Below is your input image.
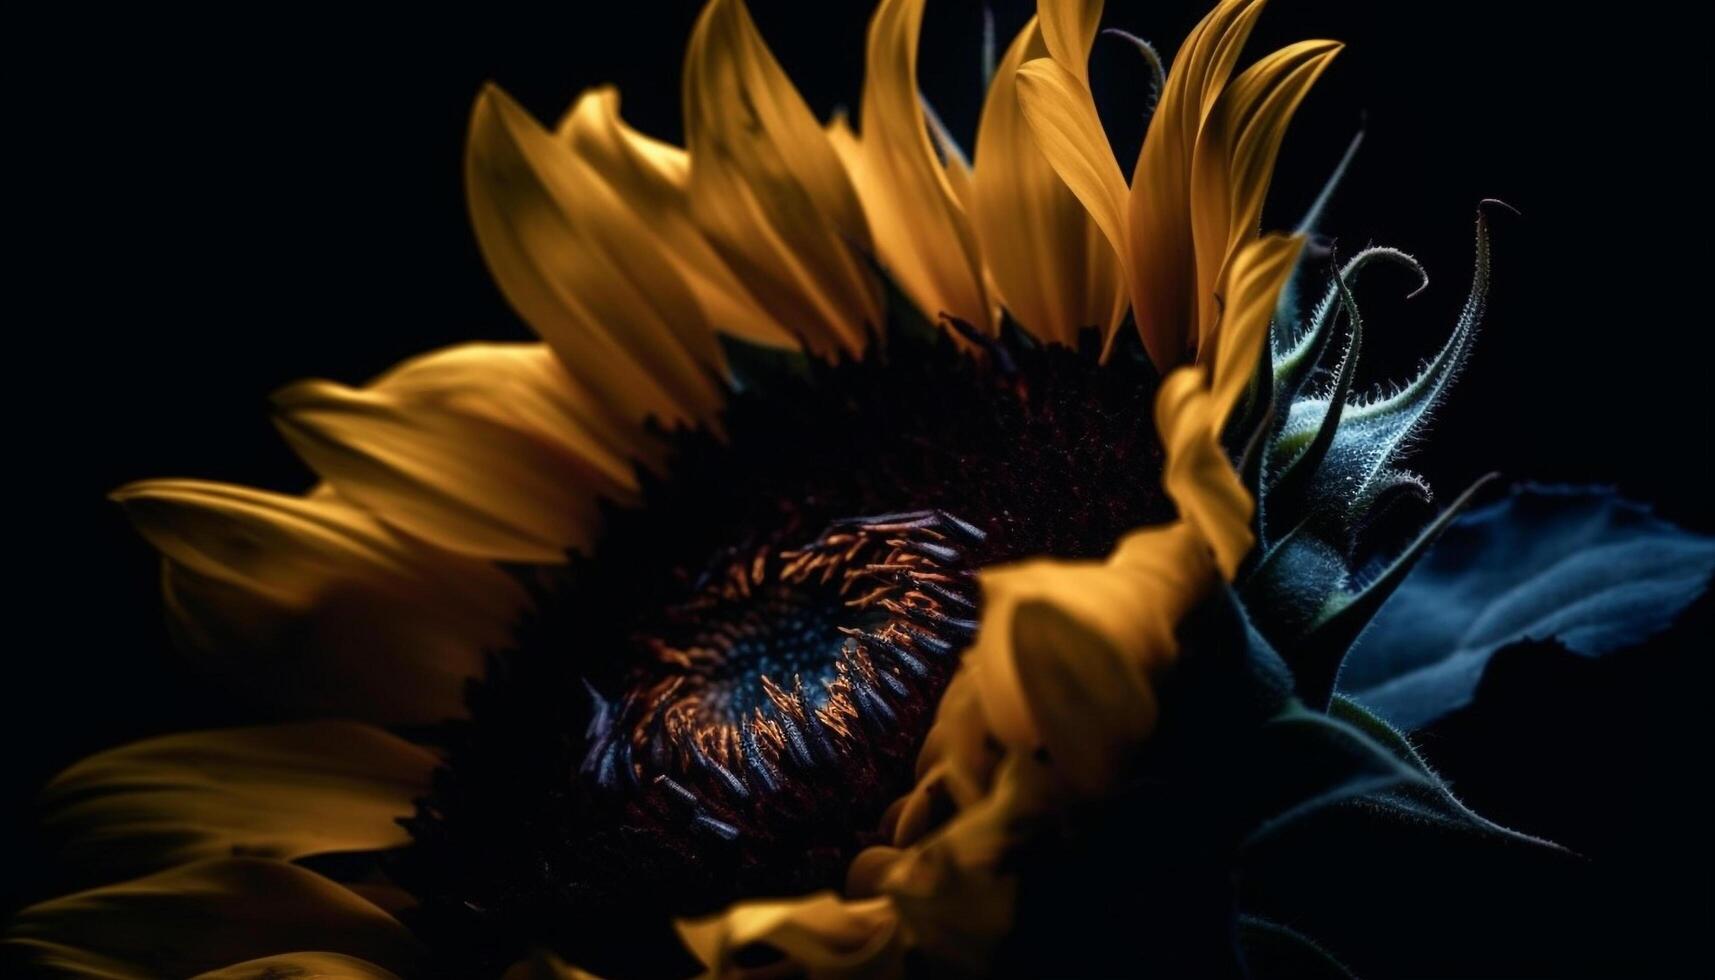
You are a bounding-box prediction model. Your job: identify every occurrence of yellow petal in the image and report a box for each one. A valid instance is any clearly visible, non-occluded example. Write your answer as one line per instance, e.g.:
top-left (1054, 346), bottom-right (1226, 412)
top-left (676, 893), bottom-right (900, 980)
top-left (501, 951), bottom-right (605, 980)
top-left (874, 668), bottom-right (1001, 856)
top-left (1190, 40), bottom-right (1340, 349)
top-left (370, 342), bottom-right (650, 483)
top-left (272, 348), bottom-right (627, 562)
top-left (193, 953), bottom-right (404, 980)
top-left (114, 480), bottom-right (524, 724)
top-left (555, 87), bottom-right (795, 348)
top-left (972, 18), bottom-right (1125, 346)
top-left (42, 721), bottom-right (436, 886)
top-left (467, 84), bottom-right (726, 429)
top-left (1153, 235), bottom-right (1301, 579)
top-left (1127, 0), bottom-right (1269, 369)
top-left (1037, 0), bottom-right (1104, 80)
top-left (850, 0), bottom-right (990, 332)
top-left (556, 87), bottom-right (687, 184)
top-left (1009, 600), bottom-right (1159, 794)
top-left (683, 0), bottom-right (880, 358)
top-left (1206, 233), bottom-right (1305, 421)
top-left (969, 523), bottom-right (1211, 753)
top-left (4, 859), bottom-right (424, 979)
top-left (1156, 369), bottom-right (1255, 580)
top-left (876, 751), bottom-right (1051, 971)
top-left (1014, 57), bottom-right (1130, 267)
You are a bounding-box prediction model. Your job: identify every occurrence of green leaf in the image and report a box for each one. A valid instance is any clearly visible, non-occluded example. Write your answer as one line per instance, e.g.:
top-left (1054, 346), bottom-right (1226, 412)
top-left (1328, 695), bottom-right (1567, 854)
top-left (1265, 258), bottom-right (1364, 522)
top-left (1238, 702), bottom-right (1429, 849)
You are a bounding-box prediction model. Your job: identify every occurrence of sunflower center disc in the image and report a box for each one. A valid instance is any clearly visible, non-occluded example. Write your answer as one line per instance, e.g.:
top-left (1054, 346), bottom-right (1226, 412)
top-left (588, 510), bottom-right (986, 842)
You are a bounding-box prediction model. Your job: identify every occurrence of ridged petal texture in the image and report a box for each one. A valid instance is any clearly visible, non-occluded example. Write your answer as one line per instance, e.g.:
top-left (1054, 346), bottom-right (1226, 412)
top-left (467, 86), bottom-right (728, 431)
top-left (273, 343), bottom-right (633, 563)
top-left (1018, 0), bottom-right (1336, 371)
top-left (556, 86), bottom-right (794, 349)
top-left (6, 859), bottom-right (425, 978)
top-left (972, 12), bottom-right (1125, 345)
top-left (39, 721), bottom-right (436, 886)
top-left (842, 0), bottom-right (991, 332)
top-left (682, 0), bottom-right (881, 358)
top-left (112, 478), bottom-right (526, 724)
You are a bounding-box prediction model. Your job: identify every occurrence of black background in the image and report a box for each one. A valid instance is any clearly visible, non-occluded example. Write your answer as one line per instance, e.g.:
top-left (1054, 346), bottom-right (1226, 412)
top-left (10, 0), bottom-right (1710, 967)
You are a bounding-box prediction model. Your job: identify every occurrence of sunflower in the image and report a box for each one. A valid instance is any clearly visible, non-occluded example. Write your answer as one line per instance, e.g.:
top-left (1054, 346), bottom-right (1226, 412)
top-left (17, 0), bottom-right (1708, 977)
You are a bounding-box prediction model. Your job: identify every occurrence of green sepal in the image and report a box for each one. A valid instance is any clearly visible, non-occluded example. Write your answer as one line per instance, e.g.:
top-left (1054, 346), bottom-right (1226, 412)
top-left (1301, 209), bottom-right (1489, 522)
top-left (1238, 517), bottom-right (1350, 642)
top-left (1266, 259), bottom-right (1363, 523)
top-left (1292, 473), bottom-right (1498, 709)
top-left (1101, 28), bottom-right (1166, 116)
top-left (1327, 694), bottom-right (1569, 853)
top-left (1269, 246), bottom-right (1424, 434)
top-left (1273, 128), bottom-right (1362, 332)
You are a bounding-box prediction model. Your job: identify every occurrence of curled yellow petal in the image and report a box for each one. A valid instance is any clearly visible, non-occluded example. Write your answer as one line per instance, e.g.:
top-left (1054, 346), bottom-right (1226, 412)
top-left (1207, 233), bottom-right (1306, 420)
top-left (556, 87), bottom-right (794, 348)
top-left (193, 952), bottom-right (404, 980)
top-left (500, 950), bottom-right (605, 980)
top-left (971, 18), bottom-right (1125, 346)
top-left (683, 0), bottom-right (880, 358)
top-left (4, 859), bottom-right (424, 979)
top-left (1037, 0), bottom-right (1104, 80)
top-left (969, 523), bottom-right (1212, 756)
top-left (849, 0), bottom-right (990, 332)
top-left (113, 480), bottom-right (524, 724)
top-left (871, 668), bottom-right (1000, 857)
top-left (874, 750), bottom-right (1054, 972)
top-left (1014, 56), bottom-right (1130, 267)
top-left (1010, 600), bottom-right (1159, 794)
top-left (42, 721), bottom-right (436, 887)
top-left (1153, 235), bottom-right (1301, 578)
top-left (467, 83), bottom-right (726, 431)
top-left (676, 893), bottom-right (900, 980)
top-left (1156, 370), bottom-right (1255, 580)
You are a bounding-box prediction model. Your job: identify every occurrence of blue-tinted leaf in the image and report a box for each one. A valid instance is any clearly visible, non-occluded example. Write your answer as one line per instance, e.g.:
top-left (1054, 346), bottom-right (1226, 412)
top-left (1340, 485), bottom-right (1715, 730)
